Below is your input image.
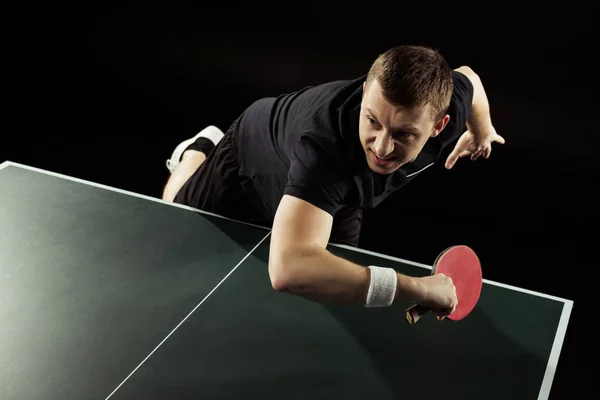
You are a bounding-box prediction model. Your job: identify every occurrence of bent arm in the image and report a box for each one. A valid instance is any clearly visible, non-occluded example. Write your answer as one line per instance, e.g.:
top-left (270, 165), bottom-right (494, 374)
top-left (268, 195), bottom-right (423, 305)
top-left (454, 66), bottom-right (493, 135)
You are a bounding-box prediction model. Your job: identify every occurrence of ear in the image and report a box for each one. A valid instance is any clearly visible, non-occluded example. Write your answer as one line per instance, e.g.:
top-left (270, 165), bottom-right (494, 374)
top-left (431, 114), bottom-right (450, 138)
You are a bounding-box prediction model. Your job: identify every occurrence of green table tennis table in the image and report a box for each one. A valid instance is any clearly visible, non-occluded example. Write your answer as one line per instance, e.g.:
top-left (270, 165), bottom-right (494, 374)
top-left (0, 161), bottom-right (573, 399)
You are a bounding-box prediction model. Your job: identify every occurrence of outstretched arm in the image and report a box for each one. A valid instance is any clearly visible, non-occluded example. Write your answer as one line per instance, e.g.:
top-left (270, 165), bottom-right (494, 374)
top-left (269, 195), bottom-right (381, 304)
top-left (268, 194), bottom-right (457, 314)
top-left (445, 66), bottom-right (505, 169)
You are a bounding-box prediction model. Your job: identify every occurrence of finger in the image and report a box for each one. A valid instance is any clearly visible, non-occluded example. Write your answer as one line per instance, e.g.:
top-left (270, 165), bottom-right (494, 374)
top-left (495, 135), bottom-right (506, 145)
top-left (445, 148), bottom-right (462, 169)
top-left (445, 155), bottom-right (460, 169)
top-left (483, 146), bottom-right (491, 159)
top-left (437, 305), bottom-right (455, 320)
top-left (434, 307), bottom-right (454, 317)
top-left (447, 149), bottom-right (472, 169)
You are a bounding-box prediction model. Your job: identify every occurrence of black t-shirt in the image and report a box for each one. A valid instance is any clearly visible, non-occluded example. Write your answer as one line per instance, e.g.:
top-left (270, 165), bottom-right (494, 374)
top-left (235, 71), bottom-right (474, 221)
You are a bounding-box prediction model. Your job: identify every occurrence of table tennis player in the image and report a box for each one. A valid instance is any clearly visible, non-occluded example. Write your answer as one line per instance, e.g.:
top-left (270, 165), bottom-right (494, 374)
top-left (161, 45), bottom-right (504, 318)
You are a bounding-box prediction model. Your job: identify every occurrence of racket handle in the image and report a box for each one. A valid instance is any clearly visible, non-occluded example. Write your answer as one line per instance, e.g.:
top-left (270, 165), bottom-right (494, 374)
top-left (405, 304), bottom-right (430, 324)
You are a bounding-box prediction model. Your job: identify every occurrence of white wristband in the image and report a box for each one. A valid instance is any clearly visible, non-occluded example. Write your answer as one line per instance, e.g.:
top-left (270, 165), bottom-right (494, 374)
top-left (365, 266), bottom-right (397, 307)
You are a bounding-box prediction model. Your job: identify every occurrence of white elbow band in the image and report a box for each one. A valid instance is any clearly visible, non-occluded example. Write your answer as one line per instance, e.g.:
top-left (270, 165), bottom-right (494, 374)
top-left (365, 266), bottom-right (397, 307)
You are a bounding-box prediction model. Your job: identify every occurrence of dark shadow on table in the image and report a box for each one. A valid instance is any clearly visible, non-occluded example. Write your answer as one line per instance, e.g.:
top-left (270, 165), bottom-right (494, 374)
top-left (320, 303), bottom-right (549, 400)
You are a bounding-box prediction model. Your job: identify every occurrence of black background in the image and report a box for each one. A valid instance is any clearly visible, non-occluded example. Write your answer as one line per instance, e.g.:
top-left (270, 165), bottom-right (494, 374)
top-left (4, 4), bottom-right (595, 398)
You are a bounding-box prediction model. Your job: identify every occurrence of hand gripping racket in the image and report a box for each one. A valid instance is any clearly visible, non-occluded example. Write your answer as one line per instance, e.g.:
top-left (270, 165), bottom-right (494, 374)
top-left (405, 245), bottom-right (482, 324)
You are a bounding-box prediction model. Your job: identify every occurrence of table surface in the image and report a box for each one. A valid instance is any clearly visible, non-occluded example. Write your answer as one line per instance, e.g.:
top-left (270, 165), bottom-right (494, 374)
top-left (0, 161), bottom-right (573, 400)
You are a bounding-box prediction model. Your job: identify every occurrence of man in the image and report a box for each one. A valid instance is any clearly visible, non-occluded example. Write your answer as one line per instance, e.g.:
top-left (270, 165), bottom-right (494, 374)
top-left (162, 45), bottom-right (504, 317)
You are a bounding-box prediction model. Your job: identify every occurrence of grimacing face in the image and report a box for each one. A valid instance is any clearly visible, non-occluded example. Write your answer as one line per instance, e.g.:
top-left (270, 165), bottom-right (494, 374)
top-left (359, 79), bottom-right (450, 174)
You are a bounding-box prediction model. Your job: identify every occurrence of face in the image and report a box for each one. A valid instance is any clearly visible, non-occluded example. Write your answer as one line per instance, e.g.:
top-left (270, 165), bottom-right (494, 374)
top-left (359, 79), bottom-right (449, 174)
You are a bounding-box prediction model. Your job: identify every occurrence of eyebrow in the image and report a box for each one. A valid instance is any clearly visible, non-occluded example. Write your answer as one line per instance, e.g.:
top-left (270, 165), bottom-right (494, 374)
top-left (365, 107), bottom-right (423, 137)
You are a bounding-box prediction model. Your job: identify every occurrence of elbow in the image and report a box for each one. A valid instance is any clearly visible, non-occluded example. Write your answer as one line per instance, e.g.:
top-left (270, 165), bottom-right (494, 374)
top-left (268, 255), bottom-right (295, 293)
top-left (269, 268), bottom-right (291, 293)
top-left (268, 247), bottom-right (312, 293)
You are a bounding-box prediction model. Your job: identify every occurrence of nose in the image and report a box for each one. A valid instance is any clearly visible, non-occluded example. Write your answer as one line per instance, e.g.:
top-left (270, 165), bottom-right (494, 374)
top-left (373, 131), bottom-right (394, 157)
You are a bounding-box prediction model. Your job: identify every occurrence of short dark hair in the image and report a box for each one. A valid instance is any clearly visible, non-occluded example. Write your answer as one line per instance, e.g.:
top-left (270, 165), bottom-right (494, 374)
top-left (365, 45), bottom-right (453, 121)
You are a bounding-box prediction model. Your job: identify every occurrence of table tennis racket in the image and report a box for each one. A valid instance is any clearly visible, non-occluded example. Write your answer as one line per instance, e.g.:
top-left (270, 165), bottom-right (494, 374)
top-left (405, 245), bottom-right (482, 324)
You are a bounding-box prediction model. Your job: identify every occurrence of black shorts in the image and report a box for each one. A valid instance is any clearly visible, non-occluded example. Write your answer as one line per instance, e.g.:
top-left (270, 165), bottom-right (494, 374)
top-left (173, 119), bottom-right (363, 247)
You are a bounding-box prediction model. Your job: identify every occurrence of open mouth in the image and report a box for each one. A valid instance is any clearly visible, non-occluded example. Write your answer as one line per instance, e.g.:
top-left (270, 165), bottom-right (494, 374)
top-left (371, 151), bottom-right (396, 167)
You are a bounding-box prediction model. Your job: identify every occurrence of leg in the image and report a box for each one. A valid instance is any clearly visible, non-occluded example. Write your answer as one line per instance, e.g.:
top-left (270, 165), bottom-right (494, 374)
top-left (162, 125), bottom-right (224, 202)
top-left (162, 150), bottom-right (206, 202)
top-left (163, 119), bottom-right (270, 228)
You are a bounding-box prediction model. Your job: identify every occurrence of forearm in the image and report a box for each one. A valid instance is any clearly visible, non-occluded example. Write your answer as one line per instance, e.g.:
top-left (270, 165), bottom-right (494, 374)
top-left (270, 246), bottom-right (421, 305)
top-left (455, 66), bottom-right (493, 134)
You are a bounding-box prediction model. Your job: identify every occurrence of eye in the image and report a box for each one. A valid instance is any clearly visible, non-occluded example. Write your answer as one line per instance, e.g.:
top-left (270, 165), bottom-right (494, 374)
top-left (367, 116), bottom-right (378, 127)
top-left (392, 132), bottom-right (414, 142)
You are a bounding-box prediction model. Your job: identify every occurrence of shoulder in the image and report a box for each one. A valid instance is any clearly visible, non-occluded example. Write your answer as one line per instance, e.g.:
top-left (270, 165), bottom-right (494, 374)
top-left (301, 75), bottom-right (365, 103)
top-left (285, 135), bottom-right (357, 216)
top-left (289, 75), bottom-right (365, 123)
top-left (429, 71), bottom-right (474, 149)
top-left (281, 77), bottom-right (365, 215)
top-left (446, 70), bottom-right (475, 125)
top-left (290, 76), bottom-right (365, 164)
top-left (451, 70), bottom-right (475, 105)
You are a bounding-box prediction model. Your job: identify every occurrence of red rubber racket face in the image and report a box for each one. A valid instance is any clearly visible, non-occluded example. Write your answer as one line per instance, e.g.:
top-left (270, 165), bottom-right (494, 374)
top-left (432, 245), bottom-right (482, 321)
